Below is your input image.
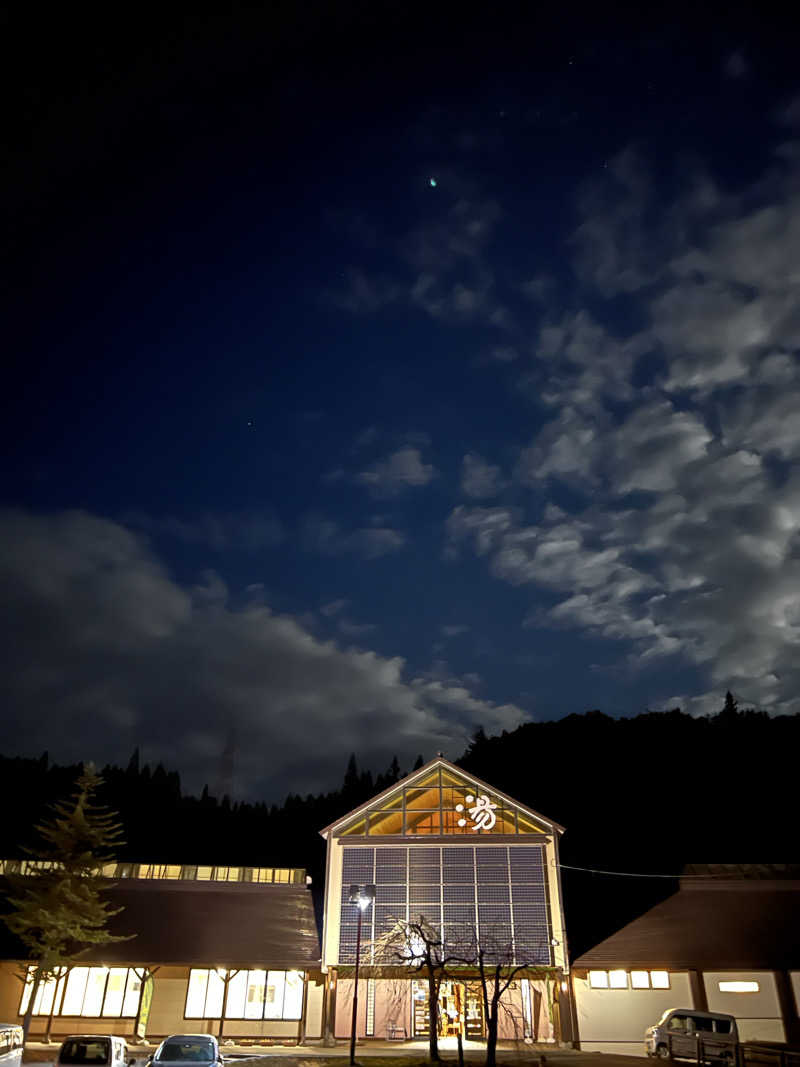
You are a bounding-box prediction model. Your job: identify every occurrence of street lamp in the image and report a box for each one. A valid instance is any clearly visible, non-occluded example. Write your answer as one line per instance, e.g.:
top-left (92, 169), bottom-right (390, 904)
top-left (348, 883), bottom-right (375, 1065)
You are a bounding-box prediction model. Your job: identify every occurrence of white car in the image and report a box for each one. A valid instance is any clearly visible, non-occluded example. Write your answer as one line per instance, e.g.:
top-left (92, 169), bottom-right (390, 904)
top-left (147, 1035), bottom-right (222, 1067)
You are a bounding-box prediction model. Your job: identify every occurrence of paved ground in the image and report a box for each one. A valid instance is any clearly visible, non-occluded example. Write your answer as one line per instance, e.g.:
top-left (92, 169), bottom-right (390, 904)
top-left (23, 1039), bottom-right (652, 1067)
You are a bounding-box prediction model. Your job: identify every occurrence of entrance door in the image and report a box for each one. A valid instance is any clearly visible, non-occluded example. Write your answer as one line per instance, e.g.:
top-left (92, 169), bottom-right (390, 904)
top-left (412, 981), bottom-right (484, 1039)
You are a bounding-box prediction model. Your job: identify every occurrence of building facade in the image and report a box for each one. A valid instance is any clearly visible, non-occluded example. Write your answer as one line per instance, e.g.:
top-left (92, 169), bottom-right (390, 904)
top-left (318, 757), bottom-right (573, 1043)
top-left (0, 862), bottom-right (324, 1044)
top-left (571, 866), bottom-right (800, 1056)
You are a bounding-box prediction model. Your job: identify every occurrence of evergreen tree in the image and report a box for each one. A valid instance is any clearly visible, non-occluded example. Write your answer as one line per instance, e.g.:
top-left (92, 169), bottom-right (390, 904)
top-left (3, 764), bottom-right (131, 1041)
top-left (721, 690), bottom-right (739, 717)
top-left (412, 754), bottom-right (425, 770)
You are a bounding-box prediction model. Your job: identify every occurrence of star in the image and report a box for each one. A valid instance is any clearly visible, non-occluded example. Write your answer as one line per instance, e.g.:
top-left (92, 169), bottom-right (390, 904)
top-left (429, 178), bottom-right (437, 188)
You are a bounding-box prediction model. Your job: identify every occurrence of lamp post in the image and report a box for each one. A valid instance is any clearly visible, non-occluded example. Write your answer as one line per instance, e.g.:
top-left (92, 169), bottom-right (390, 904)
top-left (348, 883), bottom-right (375, 1065)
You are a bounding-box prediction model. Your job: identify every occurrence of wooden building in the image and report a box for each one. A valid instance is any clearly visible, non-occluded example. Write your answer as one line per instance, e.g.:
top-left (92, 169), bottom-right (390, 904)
top-left (318, 756), bottom-right (574, 1044)
top-left (0, 862), bottom-right (324, 1043)
top-left (571, 865), bottom-right (800, 1056)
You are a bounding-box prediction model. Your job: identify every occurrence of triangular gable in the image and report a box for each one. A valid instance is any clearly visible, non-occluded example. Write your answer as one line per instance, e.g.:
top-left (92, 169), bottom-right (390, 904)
top-left (319, 756), bottom-right (563, 839)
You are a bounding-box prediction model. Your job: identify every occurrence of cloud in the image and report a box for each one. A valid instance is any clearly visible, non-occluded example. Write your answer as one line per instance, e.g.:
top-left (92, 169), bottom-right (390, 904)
top-left (125, 510), bottom-right (284, 551)
top-left (460, 453), bottom-right (507, 499)
top-left (327, 268), bottom-right (401, 313)
top-left (723, 50), bottom-right (749, 79)
top-left (356, 447), bottom-right (437, 497)
top-left (0, 509), bottom-right (529, 800)
top-left (451, 148), bottom-right (800, 715)
top-left (302, 515), bottom-right (407, 558)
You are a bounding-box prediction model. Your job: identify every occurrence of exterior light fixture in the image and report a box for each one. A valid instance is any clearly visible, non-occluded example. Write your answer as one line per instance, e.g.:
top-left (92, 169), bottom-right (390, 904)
top-left (348, 884), bottom-right (375, 1065)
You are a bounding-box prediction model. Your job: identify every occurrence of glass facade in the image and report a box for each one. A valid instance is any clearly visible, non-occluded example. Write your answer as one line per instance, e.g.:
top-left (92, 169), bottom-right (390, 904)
top-left (339, 768), bottom-right (544, 837)
top-left (19, 966), bottom-right (142, 1017)
top-left (339, 844), bottom-right (551, 965)
top-left (185, 969), bottom-right (304, 1020)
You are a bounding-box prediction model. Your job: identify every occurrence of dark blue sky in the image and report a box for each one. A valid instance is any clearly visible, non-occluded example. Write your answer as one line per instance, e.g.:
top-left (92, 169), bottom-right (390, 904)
top-left (3, 4), bottom-right (800, 799)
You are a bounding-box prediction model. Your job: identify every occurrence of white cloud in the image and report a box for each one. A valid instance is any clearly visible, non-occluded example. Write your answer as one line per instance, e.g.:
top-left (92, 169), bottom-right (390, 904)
top-left (302, 515), bottom-right (407, 558)
top-left (0, 509), bottom-right (530, 799)
top-left (454, 149), bottom-right (800, 715)
top-left (460, 453), bottom-right (507, 498)
top-left (357, 447), bottom-right (437, 496)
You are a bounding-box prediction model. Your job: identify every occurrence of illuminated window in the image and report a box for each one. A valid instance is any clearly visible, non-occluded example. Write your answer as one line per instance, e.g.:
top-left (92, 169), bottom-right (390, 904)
top-left (19, 966), bottom-right (141, 1017)
top-left (631, 971), bottom-right (650, 988)
top-left (609, 970), bottom-right (627, 988)
top-left (589, 971), bottom-right (609, 988)
top-left (718, 981), bottom-right (759, 993)
top-left (651, 971), bottom-right (670, 989)
top-left (184, 969), bottom-right (304, 1020)
top-left (366, 979), bottom-right (375, 1036)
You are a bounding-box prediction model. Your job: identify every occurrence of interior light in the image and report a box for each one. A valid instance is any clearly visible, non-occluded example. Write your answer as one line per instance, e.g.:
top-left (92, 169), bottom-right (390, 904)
top-left (719, 981), bottom-right (759, 993)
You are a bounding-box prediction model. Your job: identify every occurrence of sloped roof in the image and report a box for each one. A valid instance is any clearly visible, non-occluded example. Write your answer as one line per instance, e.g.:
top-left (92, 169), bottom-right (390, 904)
top-left (572, 880), bottom-right (800, 971)
top-left (0, 880), bottom-right (320, 969)
top-left (318, 755), bottom-right (564, 837)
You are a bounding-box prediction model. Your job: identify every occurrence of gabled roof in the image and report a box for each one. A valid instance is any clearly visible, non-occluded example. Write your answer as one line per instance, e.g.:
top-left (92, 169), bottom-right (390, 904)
top-left (0, 880), bottom-right (321, 969)
top-left (318, 755), bottom-right (564, 837)
top-left (572, 879), bottom-right (800, 971)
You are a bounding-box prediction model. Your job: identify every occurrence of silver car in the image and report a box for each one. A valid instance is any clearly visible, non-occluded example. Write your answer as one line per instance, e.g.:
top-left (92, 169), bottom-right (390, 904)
top-left (148, 1036), bottom-right (223, 1067)
top-left (646, 1009), bottom-right (739, 1061)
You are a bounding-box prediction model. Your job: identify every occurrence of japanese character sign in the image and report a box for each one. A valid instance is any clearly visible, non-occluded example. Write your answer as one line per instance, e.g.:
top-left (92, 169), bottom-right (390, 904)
top-left (455, 792), bottom-right (498, 831)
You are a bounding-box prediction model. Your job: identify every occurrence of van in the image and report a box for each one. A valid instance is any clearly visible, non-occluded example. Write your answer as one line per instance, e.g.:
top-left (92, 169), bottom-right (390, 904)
top-left (0, 1024), bottom-right (24, 1067)
top-left (646, 1009), bottom-right (739, 1061)
top-left (57, 1035), bottom-right (135, 1067)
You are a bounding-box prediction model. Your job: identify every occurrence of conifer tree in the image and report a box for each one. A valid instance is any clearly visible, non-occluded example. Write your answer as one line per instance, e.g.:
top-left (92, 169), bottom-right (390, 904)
top-left (3, 763), bottom-right (131, 1041)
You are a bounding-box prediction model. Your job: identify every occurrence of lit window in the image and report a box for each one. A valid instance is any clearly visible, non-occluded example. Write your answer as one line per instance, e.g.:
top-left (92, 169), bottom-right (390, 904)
top-left (366, 979), bottom-right (375, 1036)
top-left (609, 970), bottom-right (628, 988)
top-left (184, 969), bottom-right (304, 1020)
top-left (631, 971), bottom-right (650, 989)
top-left (651, 971), bottom-right (670, 989)
top-left (19, 966), bottom-right (141, 1017)
top-left (719, 981), bottom-right (759, 993)
top-left (589, 971), bottom-right (609, 988)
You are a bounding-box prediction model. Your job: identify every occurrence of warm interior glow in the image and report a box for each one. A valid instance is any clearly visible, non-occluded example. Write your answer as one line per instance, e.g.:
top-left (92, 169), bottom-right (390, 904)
top-left (651, 971), bottom-right (670, 989)
top-left (631, 970), bottom-right (649, 988)
top-left (609, 970), bottom-right (628, 988)
top-left (719, 980), bottom-right (759, 993)
top-left (589, 971), bottom-right (609, 988)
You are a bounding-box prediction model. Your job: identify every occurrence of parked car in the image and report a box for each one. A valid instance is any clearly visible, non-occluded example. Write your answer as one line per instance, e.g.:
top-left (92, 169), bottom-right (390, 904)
top-left (646, 1009), bottom-right (739, 1061)
top-left (0, 1024), bottom-right (24, 1067)
top-left (56, 1035), bottom-right (135, 1067)
top-left (146, 1035), bottom-right (222, 1067)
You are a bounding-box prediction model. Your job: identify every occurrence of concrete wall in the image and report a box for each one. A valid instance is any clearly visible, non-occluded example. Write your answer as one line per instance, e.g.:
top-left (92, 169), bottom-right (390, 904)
top-left (304, 975), bottom-right (325, 1039)
top-left (791, 973), bottom-right (800, 1017)
top-left (574, 970), bottom-right (692, 1055)
top-left (704, 971), bottom-right (784, 1043)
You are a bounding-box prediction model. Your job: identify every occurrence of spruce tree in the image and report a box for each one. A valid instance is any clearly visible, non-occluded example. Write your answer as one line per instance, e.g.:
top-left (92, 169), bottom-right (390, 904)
top-left (3, 763), bottom-right (131, 1041)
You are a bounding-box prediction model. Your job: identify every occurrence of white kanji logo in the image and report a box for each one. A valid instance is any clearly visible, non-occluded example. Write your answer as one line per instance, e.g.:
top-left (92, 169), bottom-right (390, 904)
top-left (455, 793), bottom-right (497, 831)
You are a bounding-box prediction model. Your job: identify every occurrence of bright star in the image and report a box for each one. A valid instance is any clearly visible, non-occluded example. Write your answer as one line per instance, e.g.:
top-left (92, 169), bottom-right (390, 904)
top-left (429, 178), bottom-right (437, 187)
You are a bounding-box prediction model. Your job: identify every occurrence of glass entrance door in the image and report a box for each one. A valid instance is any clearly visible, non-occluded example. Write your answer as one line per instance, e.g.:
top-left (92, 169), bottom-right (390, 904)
top-left (412, 980), bottom-right (484, 1039)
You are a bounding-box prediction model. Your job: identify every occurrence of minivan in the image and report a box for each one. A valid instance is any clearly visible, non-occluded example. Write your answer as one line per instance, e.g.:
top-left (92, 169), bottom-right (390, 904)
top-left (57, 1035), bottom-right (135, 1067)
top-left (646, 1009), bottom-right (739, 1061)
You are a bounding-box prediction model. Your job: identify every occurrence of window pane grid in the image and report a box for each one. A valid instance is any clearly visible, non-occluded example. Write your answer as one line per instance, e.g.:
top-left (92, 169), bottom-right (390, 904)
top-left (184, 969), bottom-right (304, 1020)
top-left (20, 966), bottom-right (141, 1017)
top-left (339, 844), bottom-right (549, 965)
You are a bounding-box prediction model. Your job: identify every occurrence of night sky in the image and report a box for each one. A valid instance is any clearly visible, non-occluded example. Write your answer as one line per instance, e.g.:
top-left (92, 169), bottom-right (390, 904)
top-left (3, 4), bottom-right (800, 800)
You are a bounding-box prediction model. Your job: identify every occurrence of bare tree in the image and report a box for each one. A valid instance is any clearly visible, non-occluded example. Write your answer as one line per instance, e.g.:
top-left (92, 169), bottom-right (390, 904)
top-left (466, 932), bottom-right (555, 1067)
top-left (372, 914), bottom-right (466, 1062)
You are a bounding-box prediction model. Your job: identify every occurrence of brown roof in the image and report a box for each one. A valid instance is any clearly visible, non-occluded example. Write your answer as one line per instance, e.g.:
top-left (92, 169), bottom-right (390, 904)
top-left (1, 881), bottom-right (320, 969)
top-left (572, 881), bottom-right (800, 971)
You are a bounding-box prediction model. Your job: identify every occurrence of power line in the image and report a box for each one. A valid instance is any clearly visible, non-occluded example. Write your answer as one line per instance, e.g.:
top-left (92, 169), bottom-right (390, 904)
top-left (557, 863), bottom-right (735, 879)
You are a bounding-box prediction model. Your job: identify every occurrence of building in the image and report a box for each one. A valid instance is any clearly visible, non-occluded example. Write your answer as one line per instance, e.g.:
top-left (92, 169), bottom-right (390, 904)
top-left (0, 862), bottom-right (324, 1044)
top-left (0, 758), bottom-right (573, 1046)
top-left (571, 865), bottom-right (800, 1056)
top-left (318, 756), bottom-right (574, 1044)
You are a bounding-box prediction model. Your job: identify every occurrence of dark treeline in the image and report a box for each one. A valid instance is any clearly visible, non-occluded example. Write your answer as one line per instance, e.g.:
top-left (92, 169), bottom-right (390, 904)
top-left (1, 693), bottom-right (796, 957)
